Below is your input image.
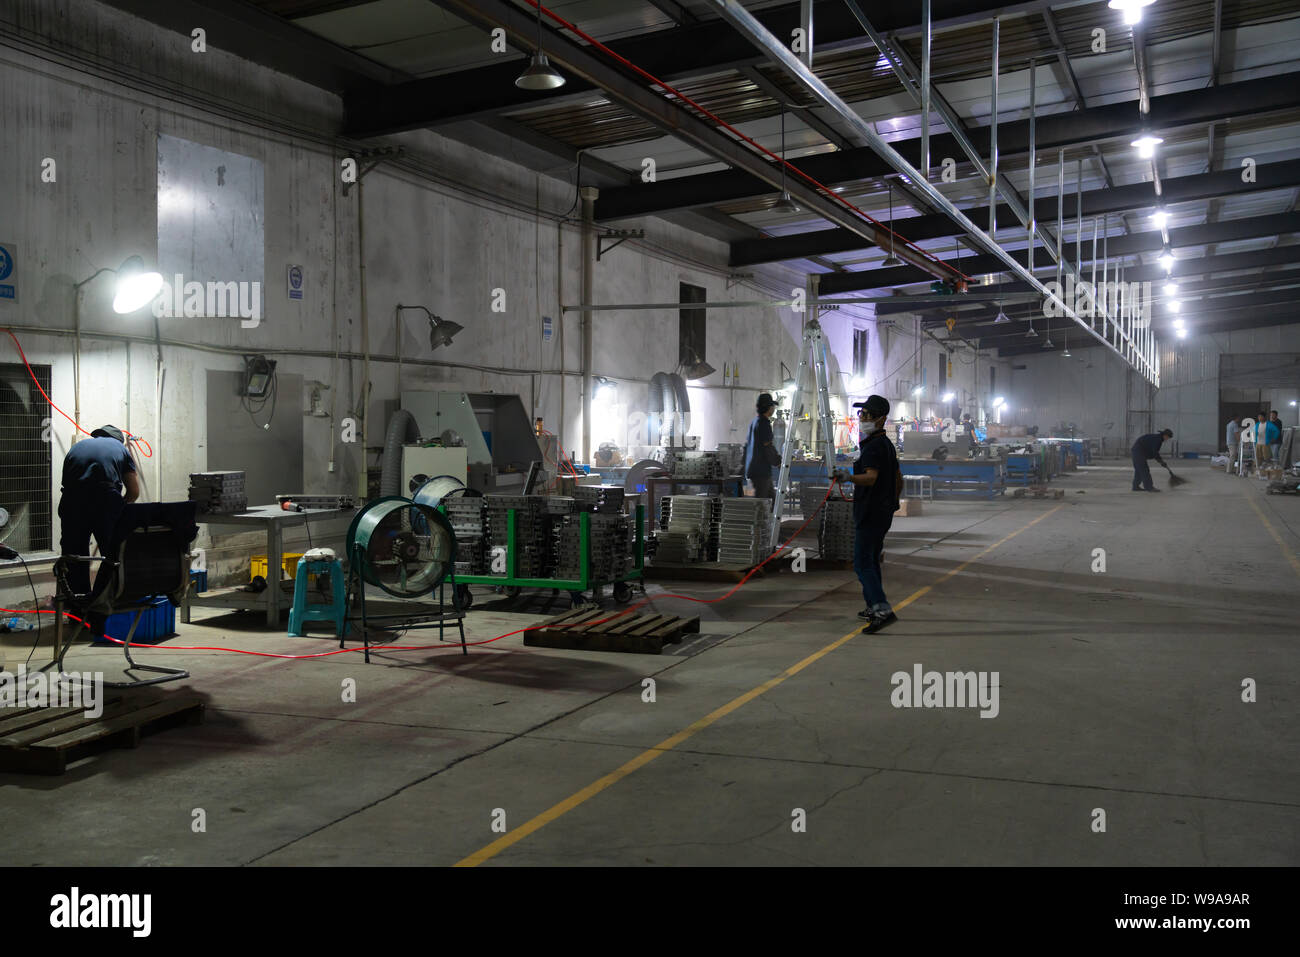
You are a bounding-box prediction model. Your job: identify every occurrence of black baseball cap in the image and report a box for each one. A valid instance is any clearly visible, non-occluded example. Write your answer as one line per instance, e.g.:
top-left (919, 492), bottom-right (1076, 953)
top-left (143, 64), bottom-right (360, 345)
top-left (853, 395), bottom-right (890, 417)
top-left (91, 425), bottom-right (126, 444)
top-left (756, 392), bottom-right (777, 412)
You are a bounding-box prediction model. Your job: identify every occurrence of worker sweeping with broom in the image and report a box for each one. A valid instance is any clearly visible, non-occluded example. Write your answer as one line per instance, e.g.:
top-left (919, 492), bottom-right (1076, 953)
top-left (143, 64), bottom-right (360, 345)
top-left (1131, 428), bottom-right (1175, 492)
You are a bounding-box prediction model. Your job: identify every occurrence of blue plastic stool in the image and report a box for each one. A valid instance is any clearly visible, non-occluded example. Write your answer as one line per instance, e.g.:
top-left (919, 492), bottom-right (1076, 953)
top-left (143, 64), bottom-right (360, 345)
top-left (288, 549), bottom-right (349, 638)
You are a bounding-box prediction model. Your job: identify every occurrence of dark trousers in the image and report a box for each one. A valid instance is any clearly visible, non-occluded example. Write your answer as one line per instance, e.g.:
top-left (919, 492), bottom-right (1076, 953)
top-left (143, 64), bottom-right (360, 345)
top-left (1131, 451), bottom-right (1154, 490)
top-left (853, 519), bottom-right (891, 610)
top-left (58, 488), bottom-right (125, 595)
top-left (750, 472), bottom-right (775, 506)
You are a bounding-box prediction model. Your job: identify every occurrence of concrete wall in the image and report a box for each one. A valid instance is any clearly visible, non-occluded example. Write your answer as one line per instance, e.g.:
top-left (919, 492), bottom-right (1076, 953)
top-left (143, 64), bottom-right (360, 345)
top-left (0, 0), bottom-right (849, 604)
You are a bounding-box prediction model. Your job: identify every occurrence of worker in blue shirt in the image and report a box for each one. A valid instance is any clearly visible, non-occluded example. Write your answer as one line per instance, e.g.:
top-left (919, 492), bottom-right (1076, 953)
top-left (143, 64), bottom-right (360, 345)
top-left (833, 394), bottom-right (902, 633)
top-left (1264, 411), bottom-right (1283, 462)
top-left (59, 425), bottom-right (140, 594)
top-left (1131, 428), bottom-right (1173, 492)
top-left (744, 392), bottom-right (780, 505)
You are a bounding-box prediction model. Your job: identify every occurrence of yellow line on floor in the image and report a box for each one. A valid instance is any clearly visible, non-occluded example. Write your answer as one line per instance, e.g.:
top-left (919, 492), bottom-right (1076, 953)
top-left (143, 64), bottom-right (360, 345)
top-left (453, 503), bottom-right (1065, 867)
top-left (1244, 491), bottom-right (1300, 580)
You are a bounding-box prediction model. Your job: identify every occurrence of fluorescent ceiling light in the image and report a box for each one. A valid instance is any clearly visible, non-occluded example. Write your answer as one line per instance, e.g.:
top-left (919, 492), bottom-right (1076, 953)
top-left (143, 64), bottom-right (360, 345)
top-left (1109, 0), bottom-right (1157, 27)
top-left (1131, 134), bottom-right (1164, 159)
top-left (1159, 252), bottom-right (1176, 272)
top-left (1151, 210), bottom-right (1168, 229)
top-left (942, 391), bottom-right (955, 402)
top-left (1164, 282), bottom-right (1178, 296)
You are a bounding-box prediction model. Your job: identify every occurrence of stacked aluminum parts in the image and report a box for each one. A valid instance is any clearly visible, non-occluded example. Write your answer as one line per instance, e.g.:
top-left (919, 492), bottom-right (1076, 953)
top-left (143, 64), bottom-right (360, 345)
top-left (651, 495), bottom-right (716, 564)
top-left (673, 451), bottom-right (724, 480)
top-left (818, 500), bottom-right (855, 561)
top-left (716, 443), bottom-right (746, 476)
top-left (801, 485), bottom-right (831, 519)
top-left (484, 494), bottom-right (548, 578)
top-left (444, 498), bottom-right (488, 575)
top-left (717, 498), bottom-right (773, 566)
top-left (188, 471), bottom-right (248, 514)
top-left (551, 511), bottom-right (632, 581)
top-left (573, 485), bottom-right (624, 514)
top-left (542, 496), bottom-right (578, 577)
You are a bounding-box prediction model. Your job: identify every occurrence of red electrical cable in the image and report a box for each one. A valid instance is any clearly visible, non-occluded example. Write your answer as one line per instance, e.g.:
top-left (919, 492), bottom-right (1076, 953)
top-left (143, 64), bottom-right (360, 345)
top-left (7, 482), bottom-right (849, 659)
top-left (523, 1), bottom-right (969, 284)
top-left (4, 328), bottom-right (153, 458)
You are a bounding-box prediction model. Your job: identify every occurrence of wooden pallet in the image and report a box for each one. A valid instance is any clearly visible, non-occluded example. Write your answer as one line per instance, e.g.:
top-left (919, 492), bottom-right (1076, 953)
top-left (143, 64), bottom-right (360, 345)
top-left (0, 689), bottom-right (205, 774)
top-left (1012, 486), bottom-right (1064, 499)
top-left (523, 607), bottom-right (701, 654)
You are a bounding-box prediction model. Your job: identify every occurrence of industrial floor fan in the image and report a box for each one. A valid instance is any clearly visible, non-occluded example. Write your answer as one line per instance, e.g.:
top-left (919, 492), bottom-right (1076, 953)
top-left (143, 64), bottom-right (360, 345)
top-left (344, 496), bottom-right (466, 662)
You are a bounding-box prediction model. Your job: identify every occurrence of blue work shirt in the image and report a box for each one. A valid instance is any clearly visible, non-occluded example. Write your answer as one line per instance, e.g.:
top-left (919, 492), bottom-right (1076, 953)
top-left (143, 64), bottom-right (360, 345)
top-left (744, 414), bottom-right (776, 481)
top-left (1265, 420), bottom-right (1282, 445)
top-left (61, 436), bottom-right (135, 494)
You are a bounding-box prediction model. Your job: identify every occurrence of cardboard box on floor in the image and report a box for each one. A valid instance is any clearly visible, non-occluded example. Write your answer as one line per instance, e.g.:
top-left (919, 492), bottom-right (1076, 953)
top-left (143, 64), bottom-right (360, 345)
top-left (897, 498), bottom-right (922, 517)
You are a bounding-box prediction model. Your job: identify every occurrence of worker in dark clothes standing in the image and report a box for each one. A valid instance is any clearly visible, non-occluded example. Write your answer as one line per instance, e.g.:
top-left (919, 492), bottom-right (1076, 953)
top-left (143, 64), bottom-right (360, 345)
top-left (833, 395), bottom-right (903, 633)
top-left (744, 392), bottom-right (780, 505)
top-left (1131, 428), bottom-right (1173, 492)
top-left (59, 425), bottom-right (140, 594)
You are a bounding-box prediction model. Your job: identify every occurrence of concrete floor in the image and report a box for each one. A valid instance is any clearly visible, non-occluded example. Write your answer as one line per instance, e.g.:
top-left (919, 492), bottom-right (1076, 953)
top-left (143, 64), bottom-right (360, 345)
top-left (2, 459), bottom-right (1298, 866)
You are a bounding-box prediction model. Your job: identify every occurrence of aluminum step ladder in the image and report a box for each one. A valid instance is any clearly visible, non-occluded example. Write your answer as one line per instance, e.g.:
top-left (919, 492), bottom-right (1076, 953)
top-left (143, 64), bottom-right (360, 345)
top-left (770, 276), bottom-right (838, 549)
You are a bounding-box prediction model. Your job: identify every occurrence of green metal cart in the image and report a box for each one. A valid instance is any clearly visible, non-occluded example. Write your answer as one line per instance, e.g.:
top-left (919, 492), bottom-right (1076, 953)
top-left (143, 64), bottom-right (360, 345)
top-left (448, 504), bottom-right (646, 609)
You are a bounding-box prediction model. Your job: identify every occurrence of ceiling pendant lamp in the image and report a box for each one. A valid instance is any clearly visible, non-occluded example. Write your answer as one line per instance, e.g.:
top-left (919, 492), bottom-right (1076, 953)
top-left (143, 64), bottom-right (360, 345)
top-left (773, 109), bottom-right (800, 213)
top-left (515, 2), bottom-right (566, 90)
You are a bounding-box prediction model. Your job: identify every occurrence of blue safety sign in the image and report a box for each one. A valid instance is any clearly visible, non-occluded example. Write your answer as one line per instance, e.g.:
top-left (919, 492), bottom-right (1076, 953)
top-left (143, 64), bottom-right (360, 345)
top-left (0, 242), bottom-right (16, 303)
top-left (287, 264), bottom-right (303, 301)
top-left (542, 315), bottom-right (553, 342)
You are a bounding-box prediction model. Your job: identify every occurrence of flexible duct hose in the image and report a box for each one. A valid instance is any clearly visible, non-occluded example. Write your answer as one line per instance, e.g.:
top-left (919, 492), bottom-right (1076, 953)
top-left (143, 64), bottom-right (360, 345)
top-left (669, 373), bottom-right (690, 443)
top-left (379, 409), bottom-right (421, 498)
top-left (648, 372), bottom-right (673, 446)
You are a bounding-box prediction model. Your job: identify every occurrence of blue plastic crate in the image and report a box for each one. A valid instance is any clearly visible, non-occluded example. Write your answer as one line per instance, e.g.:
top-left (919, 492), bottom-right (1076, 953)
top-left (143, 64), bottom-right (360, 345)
top-left (94, 596), bottom-right (177, 646)
top-left (190, 569), bottom-right (208, 593)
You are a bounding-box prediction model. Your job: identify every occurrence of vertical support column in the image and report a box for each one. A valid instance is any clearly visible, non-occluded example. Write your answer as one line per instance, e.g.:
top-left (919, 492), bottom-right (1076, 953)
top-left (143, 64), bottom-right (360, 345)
top-left (989, 16), bottom-right (999, 238)
top-left (921, 0), bottom-right (931, 181)
top-left (580, 186), bottom-right (599, 465)
top-left (1090, 218), bottom-right (1099, 331)
top-left (1056, 149), bottom-right (1065, 294)
top-left (1027, 57), bottom-right (1037, 275)
top-left (1075, 159), bottom-right (1083, 280)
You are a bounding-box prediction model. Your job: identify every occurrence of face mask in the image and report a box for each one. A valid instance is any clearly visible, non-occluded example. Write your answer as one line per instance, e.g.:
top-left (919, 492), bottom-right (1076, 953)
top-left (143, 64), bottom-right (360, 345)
top-left (861, 419), bottom-right (877, 434)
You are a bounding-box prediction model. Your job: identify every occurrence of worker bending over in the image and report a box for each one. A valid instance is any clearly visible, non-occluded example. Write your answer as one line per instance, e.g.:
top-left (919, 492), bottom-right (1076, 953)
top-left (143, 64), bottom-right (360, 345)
top-left (1131, 428), bottom-right (1173, 492)
top-left (59, 425), bottom-right (140, 594)
top-left (833, 395), bottom-right (902, 633)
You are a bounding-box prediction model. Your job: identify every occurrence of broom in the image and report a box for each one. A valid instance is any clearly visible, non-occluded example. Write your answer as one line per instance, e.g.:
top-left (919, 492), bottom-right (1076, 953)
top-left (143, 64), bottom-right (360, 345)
top-left (1161, 462), bottom-right (1189, 487)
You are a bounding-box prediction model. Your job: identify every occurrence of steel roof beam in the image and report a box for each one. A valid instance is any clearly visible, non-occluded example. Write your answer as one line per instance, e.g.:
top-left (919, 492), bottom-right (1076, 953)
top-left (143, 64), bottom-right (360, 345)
top-left (425, 0), bottom-right (955, 281)
top-left (595, 72), bottom-right (1300, 221)
top-left (732, 159), bottom-right (1300, 266)
top-left (816, 212), bottom-right (1300, 295)
top-left (348, 0), bottom-right (1074, 136)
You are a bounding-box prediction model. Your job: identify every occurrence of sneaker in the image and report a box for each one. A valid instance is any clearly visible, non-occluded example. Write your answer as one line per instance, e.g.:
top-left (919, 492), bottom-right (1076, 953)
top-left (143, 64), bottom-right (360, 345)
top-left (857, 608), bottom-right (873, 620)
top-left (862, 611), bottom-right (898, 634)
top-left (1147, 488), bottom-right (1161, 493)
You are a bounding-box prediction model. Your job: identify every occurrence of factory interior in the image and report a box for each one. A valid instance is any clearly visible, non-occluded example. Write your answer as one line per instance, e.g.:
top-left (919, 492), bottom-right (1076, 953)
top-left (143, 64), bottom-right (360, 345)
top-left (2, 0), bottom-right (1299, 879)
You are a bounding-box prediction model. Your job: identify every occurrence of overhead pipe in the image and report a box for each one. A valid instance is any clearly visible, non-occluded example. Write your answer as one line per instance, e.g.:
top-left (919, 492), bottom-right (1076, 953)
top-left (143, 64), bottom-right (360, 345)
top-left (703, 0), bottom-right (1157, 382)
